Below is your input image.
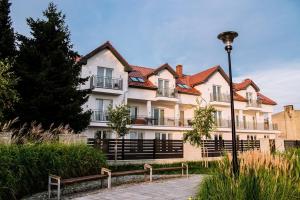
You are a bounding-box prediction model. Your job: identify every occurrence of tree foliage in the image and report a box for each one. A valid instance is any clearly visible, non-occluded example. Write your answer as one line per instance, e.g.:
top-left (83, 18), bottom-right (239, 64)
top-left (107, 104), bottom-right (131, 138)
top-left (0, 60), bottom-right (18, 121)
top-left (183, 103), bottom-right (216, 147)
top-left (13, 3), bottom-right (91, 132)
top-left (0, 0), bottom-right (15, 59)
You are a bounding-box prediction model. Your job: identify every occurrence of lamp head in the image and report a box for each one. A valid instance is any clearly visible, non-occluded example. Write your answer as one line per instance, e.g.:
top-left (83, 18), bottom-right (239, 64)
top-left (218, 31), bottom-right (238, 47)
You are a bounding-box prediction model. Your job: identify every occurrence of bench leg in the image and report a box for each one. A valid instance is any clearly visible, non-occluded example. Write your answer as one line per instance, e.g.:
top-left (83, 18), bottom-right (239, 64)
top-left (57, 179), bottom-right (61, 200)
top-left (150, 168), bottom-right (152, 182)
top-left (107, 173), bottom-right (111, 189)
top-left (48, 177), bottom-right (51, 199)
top-left (186, 165), bottom-right (189, 178)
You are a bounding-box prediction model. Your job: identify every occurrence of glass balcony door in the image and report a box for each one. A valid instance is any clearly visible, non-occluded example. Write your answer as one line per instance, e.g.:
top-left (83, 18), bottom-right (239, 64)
top-left (212, 85), bottom-right (221, 101)
top-left (97, 67), bottom-right (113, 88)
top-left (158, 79), bottom-right (170, 97)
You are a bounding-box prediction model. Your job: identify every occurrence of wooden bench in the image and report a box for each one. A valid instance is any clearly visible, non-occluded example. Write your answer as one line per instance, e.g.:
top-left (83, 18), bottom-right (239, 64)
top-left (48, 168), bottom-right (111, 200)
top-left (148, 163), bottom-right (188, 181)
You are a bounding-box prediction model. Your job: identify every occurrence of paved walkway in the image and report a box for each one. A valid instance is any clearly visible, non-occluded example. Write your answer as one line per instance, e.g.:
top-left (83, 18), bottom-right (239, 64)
top-left (73, 175), bottom-right (204, 200)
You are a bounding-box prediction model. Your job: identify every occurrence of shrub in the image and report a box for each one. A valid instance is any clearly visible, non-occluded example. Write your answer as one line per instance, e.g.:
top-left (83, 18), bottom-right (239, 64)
top-left (196, 151), bottom-right (300, 200)
top-left (109, 161), bottom-right (218, 175)
top-left (0, 143), bottom-right (106, 199)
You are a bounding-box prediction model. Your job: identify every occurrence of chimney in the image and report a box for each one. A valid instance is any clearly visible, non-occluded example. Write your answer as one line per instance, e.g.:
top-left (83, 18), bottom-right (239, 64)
top-left (284, 105), bottom-right (294, 118)
top-left (176, 65), bottom-right (183, 78)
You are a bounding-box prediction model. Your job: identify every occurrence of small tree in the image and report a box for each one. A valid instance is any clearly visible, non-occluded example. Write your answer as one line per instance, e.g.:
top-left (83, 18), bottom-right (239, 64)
top-left (0, 60), bottom-right (18, 121)
top-left (183, 102), bottom-right (216, 164)
top-left (107, 104), bottom-right (131, 161)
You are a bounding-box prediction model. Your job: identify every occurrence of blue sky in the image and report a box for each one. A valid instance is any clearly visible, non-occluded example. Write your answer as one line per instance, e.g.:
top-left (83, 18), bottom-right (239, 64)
top-left (11, 0), bottom-right (300, 111)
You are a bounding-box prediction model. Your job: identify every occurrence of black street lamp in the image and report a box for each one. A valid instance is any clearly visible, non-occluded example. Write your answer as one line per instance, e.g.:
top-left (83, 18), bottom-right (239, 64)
top-left (218, 31), bottom-right (239, 175)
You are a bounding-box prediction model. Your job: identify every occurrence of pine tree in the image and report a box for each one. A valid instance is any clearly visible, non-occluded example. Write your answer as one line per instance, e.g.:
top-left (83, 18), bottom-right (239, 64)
top-left (0, 0), bottom-right (15, 59)
top-left (14, 3), bottom-right (91, 132)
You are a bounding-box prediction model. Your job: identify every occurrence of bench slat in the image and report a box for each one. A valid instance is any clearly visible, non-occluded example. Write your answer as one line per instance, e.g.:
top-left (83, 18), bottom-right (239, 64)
top-left (61, 174), bottom-right (108, 185)
top-left (152, 166), bottom-right (185, 172)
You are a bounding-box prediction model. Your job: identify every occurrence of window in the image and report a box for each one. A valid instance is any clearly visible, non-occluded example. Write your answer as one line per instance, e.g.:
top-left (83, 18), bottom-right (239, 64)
top-left (130, 106), bottom-right (138, 119)
top-left (264, 113), bottom-right (269, 130)
top-left (158, 79), bottom-right (170, 96)
top-left (130, 77), bottom-right (145, 82)
top-left (235, 115), bottom-right (239, 128)
top-left (152, 108), bottom-right (165, 125)
top-left (129, 131), bottom-right (144, 139)
top-left (243, 116), bottom-right (247, 129)
top-left (253, 116), bottom-right (257, 129)
top-left (95, 99), bottom-right (112, 121)
top-left (97, 67), bottom-right (113, 88)
top-left (212, 85), bottom-right (221, 101)
top-left (155, 132), bottom-right (172, 140)
top-left (246, 92), bottom-right (253, 104)
top-left (137, 77), bottom-right (145, 82)
top-left (177, 83), bottom-right (189, 89)
top-left (213, 111), bottom-right (222, 126)
top-left (95, 130), bottom-right (111, 139)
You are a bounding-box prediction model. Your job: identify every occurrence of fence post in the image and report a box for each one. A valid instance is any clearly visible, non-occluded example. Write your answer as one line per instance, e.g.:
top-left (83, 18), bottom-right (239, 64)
top-left (122, 138), bottom-right (125, 160)
top-left (241, 140), bottom-right (244, 152)
top-left (153, 139), bottom-right (156, 159)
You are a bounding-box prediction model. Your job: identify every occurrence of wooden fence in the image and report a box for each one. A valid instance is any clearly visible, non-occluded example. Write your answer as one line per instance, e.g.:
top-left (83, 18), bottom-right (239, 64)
top-left (88, 139), bottom-right (183, 160)
top-left (202, 140), bottom-right (260, 157)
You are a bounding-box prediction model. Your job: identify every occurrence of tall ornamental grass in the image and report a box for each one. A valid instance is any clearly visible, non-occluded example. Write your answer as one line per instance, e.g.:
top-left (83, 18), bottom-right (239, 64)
top-left (196, 150), bottom-right (300, 200)
top-left (0, 143), bottom-right (106, 199)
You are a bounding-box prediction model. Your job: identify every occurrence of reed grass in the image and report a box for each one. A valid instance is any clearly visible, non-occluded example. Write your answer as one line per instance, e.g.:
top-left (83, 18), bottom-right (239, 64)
top-left (196, 150), bottom-right (300, 200)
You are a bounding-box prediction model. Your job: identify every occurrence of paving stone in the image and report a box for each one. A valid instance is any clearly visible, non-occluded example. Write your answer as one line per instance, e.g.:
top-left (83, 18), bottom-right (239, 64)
top-left (72, 175), bottom-right (204, 200)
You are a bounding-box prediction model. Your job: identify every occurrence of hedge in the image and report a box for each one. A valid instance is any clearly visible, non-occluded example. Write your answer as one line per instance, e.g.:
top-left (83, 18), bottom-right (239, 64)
top-left (0, 143), bottom-right (106, 199)
top-left (109, 161), bottom-right (218, 175)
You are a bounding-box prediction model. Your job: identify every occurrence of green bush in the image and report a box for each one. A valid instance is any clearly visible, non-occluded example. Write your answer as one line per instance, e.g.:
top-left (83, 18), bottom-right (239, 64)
top-left (0, 143), bottom-right (106, 199)
top-left (196, 151), bottom-right (300, 200)
top-left (109, 161), bottom-right (218, 175)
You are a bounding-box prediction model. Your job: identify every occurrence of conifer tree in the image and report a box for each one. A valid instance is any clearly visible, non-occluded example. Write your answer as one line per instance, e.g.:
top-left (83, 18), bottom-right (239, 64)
top-left (14, 3), bottom-right (91, 132)
top-left (0, 0), bottom-right (15, 59)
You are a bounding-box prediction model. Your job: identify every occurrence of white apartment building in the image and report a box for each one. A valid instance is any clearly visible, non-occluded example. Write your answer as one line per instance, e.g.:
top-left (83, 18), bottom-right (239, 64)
top-left (79, 41), bottom-right (279, 142)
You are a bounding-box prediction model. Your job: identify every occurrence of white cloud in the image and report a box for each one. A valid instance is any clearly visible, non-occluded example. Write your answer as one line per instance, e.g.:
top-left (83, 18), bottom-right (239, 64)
top-left (235, 61), bottom-right (300, 112)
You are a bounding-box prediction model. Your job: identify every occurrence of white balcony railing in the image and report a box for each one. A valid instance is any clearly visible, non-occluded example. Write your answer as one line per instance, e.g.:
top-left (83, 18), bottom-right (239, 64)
top-left (156, 88), bottom-right (178, 98)
top-left (90, 76), bottom-right (123, 90)
top-left (91, 110), bottom-right (109, 122)
top-left (210, 93), bottom-right (230, 103)
top-left (246, 100), bottom-right (261, 108)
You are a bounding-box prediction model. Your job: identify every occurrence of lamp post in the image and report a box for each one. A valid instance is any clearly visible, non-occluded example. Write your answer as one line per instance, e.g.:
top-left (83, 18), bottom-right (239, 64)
top-left (217, 31), bottom-right (239, 175)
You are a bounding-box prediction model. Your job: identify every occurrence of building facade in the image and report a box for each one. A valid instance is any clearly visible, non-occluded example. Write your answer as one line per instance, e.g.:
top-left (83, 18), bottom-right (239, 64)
top-left (79, 41), bottom-right (279, 141)
top-left (273, 105), bottom-right (300, 140)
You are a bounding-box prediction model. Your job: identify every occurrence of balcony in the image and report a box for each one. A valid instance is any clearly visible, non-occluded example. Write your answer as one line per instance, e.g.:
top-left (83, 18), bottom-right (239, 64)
top-left (91, 110), bottom-right (109, 122)
top-left (209, 93), bottom-right (230, 106)
top-left (90, 76), bottom-right (123, 95)
top-left (245, 100), bottom-right (262, 110)
top-left (215, 119), bottom-right (278, 131)
top-left (130, 116), bottom-right (192, 127)
top-left (215, 119), bottom-right (231, 128)
top-left (210, 93), bottom-right (230, 103)
top-left (156, 88), bottom-right (178, 98)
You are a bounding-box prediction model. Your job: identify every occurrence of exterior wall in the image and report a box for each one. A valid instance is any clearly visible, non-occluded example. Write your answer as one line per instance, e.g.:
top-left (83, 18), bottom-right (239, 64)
top-left (80, 48), bottom-right (279, 144)
top-left (273, 107), bottom-right (300, 139)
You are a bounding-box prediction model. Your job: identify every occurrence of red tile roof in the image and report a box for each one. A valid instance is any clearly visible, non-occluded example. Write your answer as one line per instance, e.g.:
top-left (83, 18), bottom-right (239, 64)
top-left (80, 41), bottom-right (132, 72)
top-left (176, 78), bottom-right (201, 95)
top-left (234, 93), bottom-right (247, 102)
top-left (234, 78), bottom-right (260, 92)
top-left (147, 63), bottom-right (178, 78)
top-left (128, 65), bottom-right (157, 89)
top-left (188, 65), bottom-right (230, 86)
top-left (257, 92), bottom-right (277, 105)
